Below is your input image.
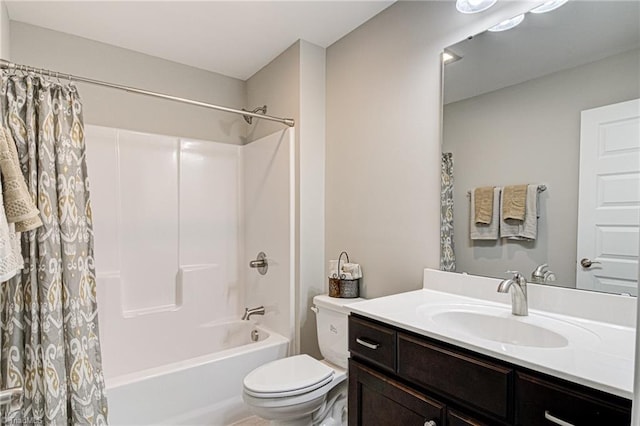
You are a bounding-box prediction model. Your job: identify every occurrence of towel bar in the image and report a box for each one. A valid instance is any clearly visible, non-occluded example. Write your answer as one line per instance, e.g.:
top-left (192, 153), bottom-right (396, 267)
top-left (466, 184), bottom-right (546, 197)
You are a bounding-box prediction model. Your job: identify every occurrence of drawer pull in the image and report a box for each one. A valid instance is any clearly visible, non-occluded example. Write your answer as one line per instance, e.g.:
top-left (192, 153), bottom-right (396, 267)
top-left (424, 421), bottom-right (437, 426)
top-left (356, 338), bottom-right (380, 350)
top-left (544, 411), bottom-right (575, 426)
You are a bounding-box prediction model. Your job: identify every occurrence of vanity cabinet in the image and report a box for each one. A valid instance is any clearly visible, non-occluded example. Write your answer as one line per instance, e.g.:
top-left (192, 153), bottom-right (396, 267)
top-left (348, 314), bottom-right (631, 426)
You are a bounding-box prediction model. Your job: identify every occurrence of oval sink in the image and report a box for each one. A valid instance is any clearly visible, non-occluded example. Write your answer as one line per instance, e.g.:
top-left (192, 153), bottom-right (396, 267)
top-left (432, 310), bottom-right (569, 348)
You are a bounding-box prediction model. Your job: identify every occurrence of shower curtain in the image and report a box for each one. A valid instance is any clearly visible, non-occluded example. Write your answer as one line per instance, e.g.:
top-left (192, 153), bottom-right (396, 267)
top-left (0, 74), bottom-right (108, 424)
top-left (440, 152), bottom-right (455, 272)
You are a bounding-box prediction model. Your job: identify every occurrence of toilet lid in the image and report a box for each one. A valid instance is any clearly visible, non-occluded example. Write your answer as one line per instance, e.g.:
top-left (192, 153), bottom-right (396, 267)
top-left (243, 354), bottom-right (334, 398)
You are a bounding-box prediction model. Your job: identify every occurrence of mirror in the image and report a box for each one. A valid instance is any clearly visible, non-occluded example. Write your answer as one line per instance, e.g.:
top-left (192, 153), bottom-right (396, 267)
top-left (441, 1), bottom-right (640, 294)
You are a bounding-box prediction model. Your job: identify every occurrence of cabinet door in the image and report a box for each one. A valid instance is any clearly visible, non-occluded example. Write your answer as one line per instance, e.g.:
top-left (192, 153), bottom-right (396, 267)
top-left (516, 372), bottom-right (631, 425)
top-left (349, 359), bottom-right (445, 426)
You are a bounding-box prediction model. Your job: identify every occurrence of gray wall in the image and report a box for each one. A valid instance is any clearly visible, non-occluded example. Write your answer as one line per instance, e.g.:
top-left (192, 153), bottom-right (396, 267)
top-left (10, 22), bottom-right (246, 144)
top-left (444, 48), bottom-right (640, 288)
top-left (297, 41), bottom-right (326, 359)
top-left (325, 1), bottom-right (533, 299)
top-left (246, 42), bottom-right (300, 144)
top-left (0, 1), bottom-right (8, 59)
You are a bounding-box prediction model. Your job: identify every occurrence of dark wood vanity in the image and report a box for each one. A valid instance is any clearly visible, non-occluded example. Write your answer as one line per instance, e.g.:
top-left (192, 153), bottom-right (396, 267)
top-left (348, 314), bottom-right (632, 426)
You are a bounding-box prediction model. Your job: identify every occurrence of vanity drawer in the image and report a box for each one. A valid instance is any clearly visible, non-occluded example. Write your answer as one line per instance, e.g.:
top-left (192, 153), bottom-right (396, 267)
top-left (349, 315), bottom-right (396, 372)
top-left (515, 372), bottom-right (631, 426)
top-left (397, 333), bottom-right (513, 421)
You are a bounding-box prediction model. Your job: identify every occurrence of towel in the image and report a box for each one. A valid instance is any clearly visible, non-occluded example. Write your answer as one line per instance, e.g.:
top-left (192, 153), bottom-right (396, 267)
top-left (0, 185), bottom-right (24, 282)
top-left (342, 263), bottom-right (362, 279)
top-left (474, 186), bottom-right (494, 224)
top-left (502, 184), bottom-right (527, 221)
top-left (470, 187), bottom-right (501, 240)
top-left (0, 127), bottom-right (42, 232)
top-left (500, 184), bottom-right (539, 240)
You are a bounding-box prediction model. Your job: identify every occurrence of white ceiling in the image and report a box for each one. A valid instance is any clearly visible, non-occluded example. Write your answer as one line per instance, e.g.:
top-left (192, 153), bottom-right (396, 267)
top-left (6, 0), bottom-right (394, 80)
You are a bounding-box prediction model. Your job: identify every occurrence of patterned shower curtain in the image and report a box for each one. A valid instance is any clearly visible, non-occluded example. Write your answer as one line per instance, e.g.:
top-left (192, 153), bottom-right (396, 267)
top-left (440, 152), bottom-right (455, 272)
top-left (0, 74), bottom-right (108, 424)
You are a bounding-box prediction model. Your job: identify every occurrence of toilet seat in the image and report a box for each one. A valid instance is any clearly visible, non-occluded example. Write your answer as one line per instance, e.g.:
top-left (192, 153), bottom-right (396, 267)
top-left (242, 366), bottom-right (347, 410)
top-left (243, 354), bottom-right (334, 398)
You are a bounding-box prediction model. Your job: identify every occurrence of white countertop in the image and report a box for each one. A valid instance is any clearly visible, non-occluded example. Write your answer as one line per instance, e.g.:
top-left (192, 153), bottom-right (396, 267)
top-left (348, 288), bottom-right (636, 399)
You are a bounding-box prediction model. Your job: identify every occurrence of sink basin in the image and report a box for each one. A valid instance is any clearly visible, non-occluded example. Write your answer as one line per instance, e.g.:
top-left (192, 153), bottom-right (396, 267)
top-left (416, 303), bottom-right (601, 349)
top-left (431, 310), bottom-right (569, 348)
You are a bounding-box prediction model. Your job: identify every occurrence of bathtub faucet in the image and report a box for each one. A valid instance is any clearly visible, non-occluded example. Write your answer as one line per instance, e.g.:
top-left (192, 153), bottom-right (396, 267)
top-left (242, 306), bottom-right (265, 321)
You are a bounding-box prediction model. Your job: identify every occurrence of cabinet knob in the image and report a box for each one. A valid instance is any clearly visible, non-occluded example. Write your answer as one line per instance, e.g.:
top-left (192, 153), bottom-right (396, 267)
top-left (424, 421), bottom-right (437, 426)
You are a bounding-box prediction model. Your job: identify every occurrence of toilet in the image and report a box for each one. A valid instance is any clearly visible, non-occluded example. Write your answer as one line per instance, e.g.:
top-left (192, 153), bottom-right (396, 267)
top-left (242, 295), bottom-right (363, 425)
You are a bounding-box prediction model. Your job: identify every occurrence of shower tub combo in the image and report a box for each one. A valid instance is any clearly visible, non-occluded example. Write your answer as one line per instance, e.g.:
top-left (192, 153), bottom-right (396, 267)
top-left (87, 125), bottom-right (295, 425)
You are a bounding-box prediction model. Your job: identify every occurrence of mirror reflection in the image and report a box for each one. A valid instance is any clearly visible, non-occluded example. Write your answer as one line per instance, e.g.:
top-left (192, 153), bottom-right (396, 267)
top-left (441, 1), bottom-right (640, 295)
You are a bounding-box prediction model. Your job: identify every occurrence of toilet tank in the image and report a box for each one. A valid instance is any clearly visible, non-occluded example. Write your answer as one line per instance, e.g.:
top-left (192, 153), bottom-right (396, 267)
top-left (312, 295), bottom-right (365, 369)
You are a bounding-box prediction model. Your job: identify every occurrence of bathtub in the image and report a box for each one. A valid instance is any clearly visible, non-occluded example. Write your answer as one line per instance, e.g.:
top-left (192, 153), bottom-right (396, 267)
top-left (106, 321), bottom-right (289, 425)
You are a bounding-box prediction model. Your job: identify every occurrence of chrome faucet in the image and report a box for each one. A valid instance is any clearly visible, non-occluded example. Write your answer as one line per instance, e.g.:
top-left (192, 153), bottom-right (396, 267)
top-left (531, 264), bottom-right (556, 284)
top-left (242, 306), bottom-right (265, 321)
top-left (497, 271), bottom-right (528, 316)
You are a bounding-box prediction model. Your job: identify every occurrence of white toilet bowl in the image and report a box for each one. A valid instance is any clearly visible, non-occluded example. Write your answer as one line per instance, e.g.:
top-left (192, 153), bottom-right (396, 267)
top-left (242, 355), bottom-right (346, 425)
top-left (242, 295), bottom-right (363, 425)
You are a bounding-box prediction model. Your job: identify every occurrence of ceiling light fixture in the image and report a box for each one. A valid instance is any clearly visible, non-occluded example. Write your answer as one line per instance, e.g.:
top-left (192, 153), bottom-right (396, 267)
top-left (530, 0), bottom-right (569, 14)
top-left (442, 51), bottom-right (462, 65)
top-left (488, 14), bottom-right (525, 32)
top-left (456, 0), bottom-right (498, 14)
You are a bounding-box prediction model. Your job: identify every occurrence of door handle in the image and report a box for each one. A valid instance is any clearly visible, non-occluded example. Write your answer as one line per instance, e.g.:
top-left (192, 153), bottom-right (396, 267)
top-left (580, 258), bottom-right (601, 268)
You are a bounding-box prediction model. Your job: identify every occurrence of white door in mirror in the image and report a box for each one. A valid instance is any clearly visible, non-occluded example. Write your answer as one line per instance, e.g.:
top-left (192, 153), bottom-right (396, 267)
top-left (577, 98), bottom-right (640, 295)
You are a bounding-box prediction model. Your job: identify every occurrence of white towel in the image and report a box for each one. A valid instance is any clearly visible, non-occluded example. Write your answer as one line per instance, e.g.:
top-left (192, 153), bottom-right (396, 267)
top-left (342, 263), bottom-right (362, 279)
top-left (500, 184), bottom-right (539, 240)
top-left (0, 188), bottom-right (24, 282)
top-left (470, 187), bottom-right (501, 240)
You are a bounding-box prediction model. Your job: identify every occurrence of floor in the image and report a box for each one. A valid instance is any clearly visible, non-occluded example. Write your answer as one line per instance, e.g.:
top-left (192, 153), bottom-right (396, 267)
top-left (229, 415), bottom-right (269, 426)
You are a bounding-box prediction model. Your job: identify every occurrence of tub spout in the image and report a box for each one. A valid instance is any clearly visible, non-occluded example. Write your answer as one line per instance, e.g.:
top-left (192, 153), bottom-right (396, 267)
top-left (242, 306), bottom-right (265, 321)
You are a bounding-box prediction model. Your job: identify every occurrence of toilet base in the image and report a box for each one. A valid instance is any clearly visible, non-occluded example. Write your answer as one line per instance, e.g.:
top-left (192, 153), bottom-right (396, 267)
top-left (249, 382), bottom-right (347, 426)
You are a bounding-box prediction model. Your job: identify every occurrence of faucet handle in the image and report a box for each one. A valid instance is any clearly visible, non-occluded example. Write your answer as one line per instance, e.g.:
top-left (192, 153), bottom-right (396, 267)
top-left (531, 264), bottom-right (549, 277)
top-left (506, 270), bottom-right (526, 283)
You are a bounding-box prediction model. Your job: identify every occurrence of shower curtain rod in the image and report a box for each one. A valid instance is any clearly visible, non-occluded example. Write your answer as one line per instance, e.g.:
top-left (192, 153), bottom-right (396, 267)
top-left (0, 59), bottom-right (295, 127)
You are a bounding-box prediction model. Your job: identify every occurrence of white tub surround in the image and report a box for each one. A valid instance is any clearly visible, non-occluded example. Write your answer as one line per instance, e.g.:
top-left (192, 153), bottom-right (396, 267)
top-left (86, 125), bottom-right (296, 423)
top-left (348, 269), bottom-right (636, 399)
